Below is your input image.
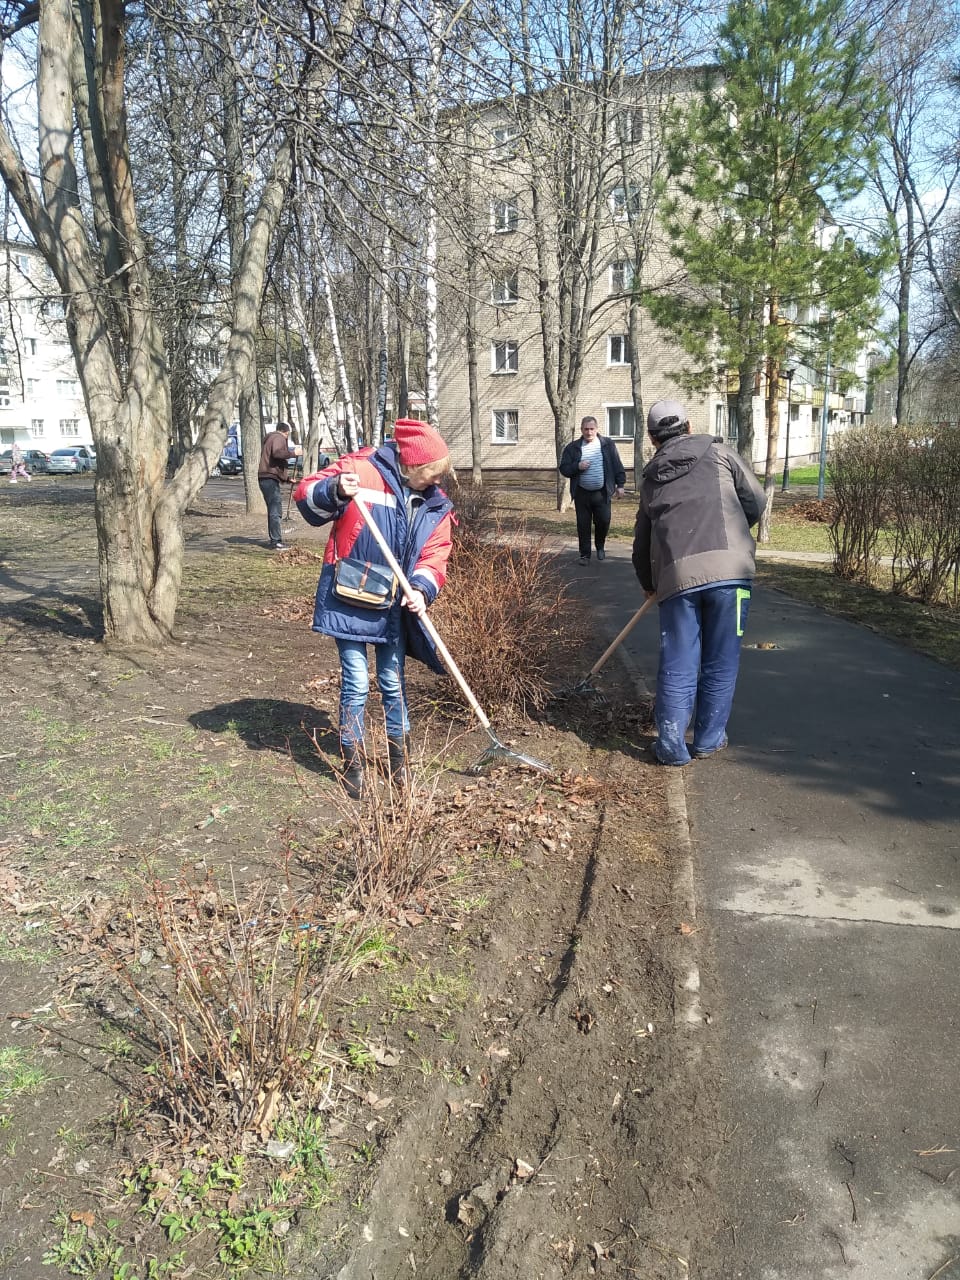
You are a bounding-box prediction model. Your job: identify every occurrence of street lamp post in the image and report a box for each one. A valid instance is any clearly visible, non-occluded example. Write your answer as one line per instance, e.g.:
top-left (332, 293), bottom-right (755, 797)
top-left (780, 366), bottom-right (795, 492)
top-left (817, 336), bottom-right (832, 501)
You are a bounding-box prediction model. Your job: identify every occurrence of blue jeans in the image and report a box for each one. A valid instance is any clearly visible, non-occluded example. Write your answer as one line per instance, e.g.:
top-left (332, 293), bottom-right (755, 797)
top-left (654, 583), bottom-right (752, 765)
top-left (258, 476), bottom-right (283, 546)
top-left (336, 636), bottom-right (408, 749)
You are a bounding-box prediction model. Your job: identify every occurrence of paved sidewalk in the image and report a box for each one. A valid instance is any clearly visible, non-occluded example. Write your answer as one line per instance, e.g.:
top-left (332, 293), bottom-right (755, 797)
top-left (561, 541), bottom-right (960, 1280)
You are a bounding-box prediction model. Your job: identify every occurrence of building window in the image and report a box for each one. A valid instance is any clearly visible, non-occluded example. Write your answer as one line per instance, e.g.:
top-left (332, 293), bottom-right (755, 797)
top-left (606, 405), bottom-right (635, 439)
top-left (491, 197), bottom-right (519, 234)
top-left (608, 334), bottom-right (631, 366)
top-left (491, 124), bottom-right (518, 161)
top-left (790, 402), bottom-right (800, 422)
top-left (0, 375), bottom-right (9, 408)
top-left (610, 260), bottom-right (634, 293)
top-left (26, 378), bottom-right (38, 397)
top-left (30, 418), bottom-right (44, 437)
top-left (491, 340), bottom-right (519, 374)
top-left (492, 271), bottom-right (519, 305)
top-left (25, 338), bottom-right (36, 357)
top-left (59, 418), bottom-right (80, 438)
top-left (56, 378), bottom-right (78, 397)
top-left (611, 107), bottom-right (643, 145)
top-left (16, 253), bottom-right (30, 275)
top-left (492, 408), bottom-right (519, 443)
top-left (196, 346), bottom-right (220, 371)
top-left (609, 184), bottom-right (641, 221)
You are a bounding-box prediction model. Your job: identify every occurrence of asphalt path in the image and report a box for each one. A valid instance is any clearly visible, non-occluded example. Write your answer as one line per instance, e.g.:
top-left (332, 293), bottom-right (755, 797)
top-left (563, 540), bottom-right (960, 1280)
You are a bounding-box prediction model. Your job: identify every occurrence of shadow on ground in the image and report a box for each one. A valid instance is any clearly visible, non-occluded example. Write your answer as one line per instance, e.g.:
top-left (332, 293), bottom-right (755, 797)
top-left (189, 697), bottom-right (337, 772)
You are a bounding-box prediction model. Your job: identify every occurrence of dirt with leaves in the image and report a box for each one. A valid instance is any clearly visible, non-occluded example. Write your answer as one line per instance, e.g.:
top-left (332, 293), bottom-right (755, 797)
top-left (0, 478), bottom-right (725, 1279)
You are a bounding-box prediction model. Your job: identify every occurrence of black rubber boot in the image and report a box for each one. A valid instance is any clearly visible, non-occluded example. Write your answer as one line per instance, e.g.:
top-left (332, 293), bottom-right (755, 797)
top-left (387, 736), bottom-right (410, 787)
top-left (340, 745), bottom-right (364, 800)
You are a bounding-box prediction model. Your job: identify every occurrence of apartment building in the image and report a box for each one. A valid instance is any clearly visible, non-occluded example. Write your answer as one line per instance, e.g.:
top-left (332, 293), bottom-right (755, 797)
top-left (436, 81), bottom-right (868, 475)
top-left (436, 79), bottom-right (727, 477)
top-left (0, 241), bottom-right (93, 454)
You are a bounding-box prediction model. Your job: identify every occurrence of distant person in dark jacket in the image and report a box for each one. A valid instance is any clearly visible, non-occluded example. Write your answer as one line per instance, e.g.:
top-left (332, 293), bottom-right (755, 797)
top-left (558, 416), bottom-right (626, 564)
top-left (257, 422), bottom-right (302, 550)
top-left (632, 399), bottom-right (765, 766)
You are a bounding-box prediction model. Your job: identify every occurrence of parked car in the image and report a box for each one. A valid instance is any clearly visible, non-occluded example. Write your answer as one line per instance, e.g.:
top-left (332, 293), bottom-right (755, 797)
top-left (0, 448), bottom-right (52, 475)
top-left (213, 452), bottom-right (243, 476)
top-left (47, 446), bottom-right (97, 474)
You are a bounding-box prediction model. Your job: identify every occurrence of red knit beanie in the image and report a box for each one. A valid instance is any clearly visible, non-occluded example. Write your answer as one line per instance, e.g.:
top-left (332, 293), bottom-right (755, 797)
top-left (393, 418), bottom-right (448, 468)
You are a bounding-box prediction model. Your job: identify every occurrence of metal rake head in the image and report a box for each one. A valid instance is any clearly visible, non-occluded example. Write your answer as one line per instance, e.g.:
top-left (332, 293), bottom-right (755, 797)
top-left (467, 735), bottom-right (552, 776)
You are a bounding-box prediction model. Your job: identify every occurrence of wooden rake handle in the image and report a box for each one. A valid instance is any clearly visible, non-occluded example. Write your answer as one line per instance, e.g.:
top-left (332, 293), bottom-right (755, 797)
top-left (582, 593), bottom-right (657, 683)
top-left (351, 496), bottom-right (494, 734)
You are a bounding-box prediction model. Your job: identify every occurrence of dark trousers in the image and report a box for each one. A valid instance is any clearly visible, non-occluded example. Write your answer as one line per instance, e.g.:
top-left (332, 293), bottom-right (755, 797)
top-left (574, 487), bottom-right (611, 557)
top-left (258, 476), bottom-right (283, 546)
top-left (654, 583), bottom-right (752, 764)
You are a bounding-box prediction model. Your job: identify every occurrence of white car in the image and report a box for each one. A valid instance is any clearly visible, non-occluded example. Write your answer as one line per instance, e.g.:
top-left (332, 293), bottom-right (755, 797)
top-left (47, 446), bottom-right (97, 474)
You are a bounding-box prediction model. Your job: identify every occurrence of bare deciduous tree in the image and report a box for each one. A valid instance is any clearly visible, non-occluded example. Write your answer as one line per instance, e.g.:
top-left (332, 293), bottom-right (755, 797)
top-left (0, 0), bottom-right (361, 646)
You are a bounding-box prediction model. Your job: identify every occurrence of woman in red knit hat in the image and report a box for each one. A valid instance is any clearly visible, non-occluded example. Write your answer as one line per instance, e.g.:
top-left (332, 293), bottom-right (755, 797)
top-left (293, 419), bottom-right (455, 797)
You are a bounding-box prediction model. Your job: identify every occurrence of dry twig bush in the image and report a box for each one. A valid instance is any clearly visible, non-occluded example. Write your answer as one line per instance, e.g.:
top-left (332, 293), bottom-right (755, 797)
top-left (447, 476), bottom-right (497, 541)
top-left (111, 872), bottom-right (360, 1142)
top-left (433, 517), bottom-right (584, 719)
top-left (321, 723), bottom-right (465, 911)
top-left (829, 424), bottom-right (896, 582)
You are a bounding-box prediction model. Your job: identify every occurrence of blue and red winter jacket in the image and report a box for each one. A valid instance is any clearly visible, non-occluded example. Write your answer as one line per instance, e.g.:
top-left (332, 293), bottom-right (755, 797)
top-left (293, 442), bottom-right (454, 673)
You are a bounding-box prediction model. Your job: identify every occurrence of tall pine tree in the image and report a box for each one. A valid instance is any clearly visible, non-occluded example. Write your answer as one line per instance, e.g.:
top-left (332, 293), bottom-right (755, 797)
top-left (648, 0), bottom-right (889, 539)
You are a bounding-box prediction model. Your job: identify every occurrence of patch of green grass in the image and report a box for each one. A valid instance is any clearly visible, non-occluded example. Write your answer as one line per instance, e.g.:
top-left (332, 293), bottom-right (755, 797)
top-left (0, 1046), bottom-right (48, 1105)
top-left (387, 965), bottom-right (471, 1016)
top-left (0, 924), bottom-right (58, 966)
top-left (757, 561), bottom-right (960, 671)
top-left (345, 1041), bottom-right (377, 1071)
top-left (272, 1110), bottom-right (336, 1209)
top-left (777, 464), bottom-right (828, 485)
top-left (345, 929), bottom-right (396, 974)
top-left (761, 519), bottom-right (833, 554)
top-left (451, 893), bottom-right (489, 914)
top-left (142, 733), bottom-right (178, 762)
top-left (101, 1030), bottom-right (135, 1061)
top-left (20, 712), bottom-right (92, 749)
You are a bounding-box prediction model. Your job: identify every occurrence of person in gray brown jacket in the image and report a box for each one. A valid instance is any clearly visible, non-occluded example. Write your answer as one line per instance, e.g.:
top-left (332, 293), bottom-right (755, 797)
top-left (632, 399), bottom-right (765, 765)
top-left (257, 422), bottom-right (302, 550)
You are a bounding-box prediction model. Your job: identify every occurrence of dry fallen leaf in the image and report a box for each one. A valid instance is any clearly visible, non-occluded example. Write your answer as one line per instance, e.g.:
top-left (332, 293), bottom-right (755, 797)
top-left (69, 1210), bottom-right (95, 1228)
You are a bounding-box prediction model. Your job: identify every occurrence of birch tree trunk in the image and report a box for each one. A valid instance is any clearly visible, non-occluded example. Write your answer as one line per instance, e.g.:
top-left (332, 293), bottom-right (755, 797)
top-left (318, 247), bottom-right (359, 451)
top-left (289, 284), bottom-right (344, 456)
top-left (374, 227), bottom-right (390, 442)
top-left (423, 0), bottom-right (442, 427)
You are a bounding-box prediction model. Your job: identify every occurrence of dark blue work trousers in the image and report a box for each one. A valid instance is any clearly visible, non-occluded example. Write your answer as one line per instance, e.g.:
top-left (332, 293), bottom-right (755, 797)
top-left (654, 582), bottom-right (752, 765)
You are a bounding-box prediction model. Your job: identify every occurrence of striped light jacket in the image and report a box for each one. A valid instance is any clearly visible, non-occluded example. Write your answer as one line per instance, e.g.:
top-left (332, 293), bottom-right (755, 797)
top-left (293, 442), bottom-right (454, 671)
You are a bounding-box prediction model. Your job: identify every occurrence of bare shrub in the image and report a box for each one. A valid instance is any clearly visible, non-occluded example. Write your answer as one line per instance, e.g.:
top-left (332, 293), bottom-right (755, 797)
top-left (433, 518), bottom-right (585, 718)
top-left (828, 424), bottom-right (897, 581)
top-left (449, 476), bottom-right (497, 543)
top-left (327, 725), bottom-right (464, 909)
top-left (111, 873), bottom-right (357, 1141)
top-left (888, 426), bottom-right (960, 605)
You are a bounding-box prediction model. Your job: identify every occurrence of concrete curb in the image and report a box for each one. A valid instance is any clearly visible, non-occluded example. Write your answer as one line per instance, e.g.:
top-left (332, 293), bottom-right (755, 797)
top-left (608, 638), bottom-right (705, 1031)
